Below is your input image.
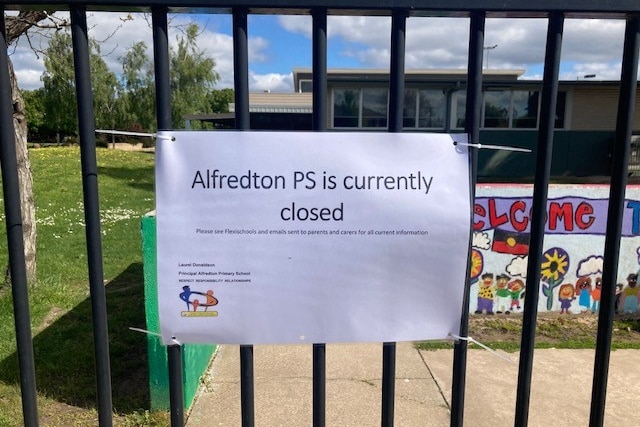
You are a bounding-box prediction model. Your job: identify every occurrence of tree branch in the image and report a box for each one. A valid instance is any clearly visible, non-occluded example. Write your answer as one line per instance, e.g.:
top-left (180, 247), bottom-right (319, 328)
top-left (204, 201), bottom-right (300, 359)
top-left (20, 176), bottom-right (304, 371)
top-left (5, 11), bottom-right (69, 46)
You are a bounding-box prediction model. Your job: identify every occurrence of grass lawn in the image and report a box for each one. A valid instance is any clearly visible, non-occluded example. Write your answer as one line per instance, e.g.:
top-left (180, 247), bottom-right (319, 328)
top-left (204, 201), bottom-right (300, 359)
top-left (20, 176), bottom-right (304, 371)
top-left (0, 146), bottom-right (168, 426)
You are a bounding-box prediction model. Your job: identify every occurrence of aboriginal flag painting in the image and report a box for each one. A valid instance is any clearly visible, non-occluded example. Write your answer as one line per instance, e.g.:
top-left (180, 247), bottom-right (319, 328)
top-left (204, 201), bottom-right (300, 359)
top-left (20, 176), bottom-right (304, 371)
top-left (492, 228), bottom-right (530, 255)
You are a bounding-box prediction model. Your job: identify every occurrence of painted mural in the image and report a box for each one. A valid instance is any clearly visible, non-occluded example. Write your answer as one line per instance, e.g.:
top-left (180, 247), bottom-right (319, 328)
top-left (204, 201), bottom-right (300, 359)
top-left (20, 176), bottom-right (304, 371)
top-left (468, 184), bottom-right (640, 314)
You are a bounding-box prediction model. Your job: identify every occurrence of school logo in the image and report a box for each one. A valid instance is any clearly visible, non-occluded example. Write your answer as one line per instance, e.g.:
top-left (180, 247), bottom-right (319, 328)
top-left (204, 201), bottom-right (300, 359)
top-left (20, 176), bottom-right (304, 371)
top-left (179, 285), bottom-right (219, 317)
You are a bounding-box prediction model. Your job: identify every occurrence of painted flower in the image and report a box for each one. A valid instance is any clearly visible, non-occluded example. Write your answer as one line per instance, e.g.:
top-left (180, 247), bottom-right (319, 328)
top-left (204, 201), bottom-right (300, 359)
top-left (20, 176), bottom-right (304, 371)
top-left (540, 247), bottom-right (569, 282)
top-left (470, 249), bottom-right (484, 280)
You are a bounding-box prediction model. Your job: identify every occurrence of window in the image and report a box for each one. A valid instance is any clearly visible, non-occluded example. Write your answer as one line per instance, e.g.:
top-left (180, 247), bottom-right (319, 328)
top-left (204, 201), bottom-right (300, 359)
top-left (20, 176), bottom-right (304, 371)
top-left (299, 80), bottom-right (312, 93)
top-left (362, 88), bottom-right (388, 128)
top-left (418, 90), bottom-right (445, 128)
top-left (333, 89), bottom-right (360, 127)
top-left (483, 91), bottom-right (510, 128)
top-left (454, 92), bottom-right (466, 129)
top-left (403, 89), bottom-right (445, 129)
top-left (555, 91), bottom-right (567, 129)
top-left (512, 91), bottom-right (539, 128)
top-left (333, 88), bottom-right (388, 128)
top-left (403, 89), bottom-right (417, 128)
top-left (332, 86), bottom-right (566, 130)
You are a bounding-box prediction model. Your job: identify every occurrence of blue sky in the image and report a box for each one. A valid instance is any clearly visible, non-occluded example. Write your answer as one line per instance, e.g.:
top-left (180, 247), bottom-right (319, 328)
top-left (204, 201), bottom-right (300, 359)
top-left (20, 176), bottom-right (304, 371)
top-left (9, 12), bottom-right (629, 92)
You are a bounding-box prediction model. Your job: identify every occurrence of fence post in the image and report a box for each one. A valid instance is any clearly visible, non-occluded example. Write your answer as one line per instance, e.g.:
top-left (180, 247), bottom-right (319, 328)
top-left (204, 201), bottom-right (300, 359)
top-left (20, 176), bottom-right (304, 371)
top-left (514, 12), bottom-right (564, 427)
top-left (381, 10), bottom-right (407, 427)
top-left (590, 14), bottom-right (640, 427)
top-left (232, 8), bottom-right (255, 427)
top-left (152, 7), bottom-right (185, 427)
top-left (312, 7), bottom-right (328, 427)
top-left (0, 9), bottom-right (39, 427)
top-left (70, 6), bottom-right (114, 426)
top-left (451, 11), bottom-right (485, 427)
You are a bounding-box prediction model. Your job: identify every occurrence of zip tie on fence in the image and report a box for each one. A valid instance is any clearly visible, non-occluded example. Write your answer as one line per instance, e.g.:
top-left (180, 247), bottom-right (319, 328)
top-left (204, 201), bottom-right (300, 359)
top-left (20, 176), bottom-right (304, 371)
top-left (95, 129), bottom-right (175, 141)
top-left (129, 327), bottom-right (182, 346)
top-left (129, 327), bottom-right (162, 337)
top-left (156, 130), bottom-right (176, 141)
top-left (447, 332), bottom-right (514, 363)
top-left (454, 141), bottom-right (532, 153)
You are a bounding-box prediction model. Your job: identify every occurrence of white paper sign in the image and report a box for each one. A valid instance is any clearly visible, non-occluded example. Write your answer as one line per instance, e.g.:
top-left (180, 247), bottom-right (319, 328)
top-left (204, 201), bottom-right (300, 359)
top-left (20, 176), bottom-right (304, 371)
top-left (155, 131), bottom-right (471, 345)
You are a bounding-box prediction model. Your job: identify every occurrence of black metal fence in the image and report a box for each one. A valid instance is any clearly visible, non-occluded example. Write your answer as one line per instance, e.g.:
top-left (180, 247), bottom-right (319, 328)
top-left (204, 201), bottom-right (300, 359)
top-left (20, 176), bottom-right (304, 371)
top-left (1, 2), bottom-right (639, 427)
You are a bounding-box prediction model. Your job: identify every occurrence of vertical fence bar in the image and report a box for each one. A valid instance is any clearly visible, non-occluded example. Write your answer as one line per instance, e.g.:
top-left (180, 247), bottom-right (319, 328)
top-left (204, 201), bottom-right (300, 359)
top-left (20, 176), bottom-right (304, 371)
top-left (239, 344), bottom-right (254, 427)
top-left (312, 8), bottom-right (328, 132)
top-left (233, 8), bottom-right (255, 427)
top-left (387, 9), bottom-right (406, 133)
top-left (0, 10), bottom-right (39, 427)
top-left (70, 7), bottom-right (114, 427)
top-left (166, 345), bottom-right (184, 427)
top-left (381, 9), bottom-right (406, 427)
top-left (450, 12), bottom-right (484, 427)
top-left (234, 8), bottom-right (251, 131)
top-left (514, 12), bottom-right (564, 427)
top-left (312, 341), bottom-right (326, 427)
top-left (153, 7), bottom-right (173, 132)
top-left (151, 8), bottom-right (185, 427)
top-left (589, 14), bottom-right (640, 427)
top-left (312, 7), bottom-right (327, 427)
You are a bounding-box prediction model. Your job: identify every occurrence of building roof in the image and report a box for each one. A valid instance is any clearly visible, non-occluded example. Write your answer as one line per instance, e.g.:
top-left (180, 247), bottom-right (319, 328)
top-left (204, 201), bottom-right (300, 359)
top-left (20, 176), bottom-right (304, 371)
top-left (229, 92), bottom-right (313, 113)
top-left (293, 67), bottom-right (526, 90)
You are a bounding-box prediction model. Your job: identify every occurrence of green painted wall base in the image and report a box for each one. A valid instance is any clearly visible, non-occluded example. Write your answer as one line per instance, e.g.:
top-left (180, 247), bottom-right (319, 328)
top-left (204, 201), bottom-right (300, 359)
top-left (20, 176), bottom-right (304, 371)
top-left (142, 213), bottom-right (217, 411)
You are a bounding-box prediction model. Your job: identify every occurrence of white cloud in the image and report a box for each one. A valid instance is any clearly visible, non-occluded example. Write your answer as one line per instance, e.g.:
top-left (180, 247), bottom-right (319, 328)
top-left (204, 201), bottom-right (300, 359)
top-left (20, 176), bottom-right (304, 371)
top-left (14, 69), bottom-right (42, 89)
top-left (329, 16), bottom-right (391, 47)
top-left (279, 14), bottom-right (627, 78)
top-left (278, 15), bottom-right (311, 38)
top-left (472, 232), bottom-right (491, 250)
top-left (577, 255), bottom-right (604, 277)
top-left (506, 256), bottom-right (528, 278)
top-left (563, 19), bottom-right (625, 63)
top-left (249, 72), bottom-right (292, 92)
top-left (405, 18), bottom-right (470, 69)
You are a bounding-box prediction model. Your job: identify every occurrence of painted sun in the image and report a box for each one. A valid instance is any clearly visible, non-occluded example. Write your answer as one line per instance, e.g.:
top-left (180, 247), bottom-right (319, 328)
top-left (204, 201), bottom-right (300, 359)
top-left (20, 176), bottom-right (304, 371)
top-left (470, 249), bottom-right (484, 280)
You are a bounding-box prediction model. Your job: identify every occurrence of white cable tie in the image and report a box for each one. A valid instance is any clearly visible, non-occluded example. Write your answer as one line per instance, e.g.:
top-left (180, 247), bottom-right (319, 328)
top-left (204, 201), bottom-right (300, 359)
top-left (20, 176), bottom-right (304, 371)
top-left (129, 327), bottom-right (182, 346)
top-left (129, 327), bottom-right (162, 337)
top-left (453, 141), bottom-right (531, 153)
top-left (95, 129), bottom-right (175, 141)
top-left (156, 131), bottom-right (176, 141)
top-left (96, 129), bottom-right (157, 138)
top-left (448, 333), bottom-right (514, 363)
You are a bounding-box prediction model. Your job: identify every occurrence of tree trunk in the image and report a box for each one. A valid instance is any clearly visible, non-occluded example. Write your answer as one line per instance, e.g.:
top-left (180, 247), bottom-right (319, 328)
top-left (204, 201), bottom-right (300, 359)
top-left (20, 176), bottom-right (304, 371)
top-left (7, 56), bottom-right (37, 283)
top-left (2, 10), bottom-right (57, 285)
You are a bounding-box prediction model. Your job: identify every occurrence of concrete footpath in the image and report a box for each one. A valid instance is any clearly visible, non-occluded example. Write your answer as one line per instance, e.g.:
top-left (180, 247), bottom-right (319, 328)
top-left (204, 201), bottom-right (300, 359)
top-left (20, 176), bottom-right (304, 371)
top-left (186, 343), bottom-right (640, 426)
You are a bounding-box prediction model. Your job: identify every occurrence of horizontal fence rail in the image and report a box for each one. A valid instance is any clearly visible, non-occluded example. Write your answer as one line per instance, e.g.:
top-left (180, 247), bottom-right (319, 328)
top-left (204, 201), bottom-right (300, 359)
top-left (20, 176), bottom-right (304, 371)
top-left (1, 2), bottom-right (639, 427)
top-left (6, 1), bottom-right (640, 16)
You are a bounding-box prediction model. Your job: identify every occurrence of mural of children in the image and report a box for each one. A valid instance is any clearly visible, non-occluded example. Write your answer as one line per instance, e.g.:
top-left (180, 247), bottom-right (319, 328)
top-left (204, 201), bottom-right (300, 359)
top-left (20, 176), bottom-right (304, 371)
top-left (623, 273), bottom-right (639, 313)
top-left (495, 274), bottom-right (511, 314)
top-left (508, 279), bottom-right (525, 312)
top-left (558, 283), bottom-right (576, 314)
top-left (475, 273), bottom-right (495, 315)
top-left (615, 283), bottom-right (623, 314)
top-left (591, 277), bottom-right (602, 313)
top-left (575, 277), bottom-right (592, 313)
